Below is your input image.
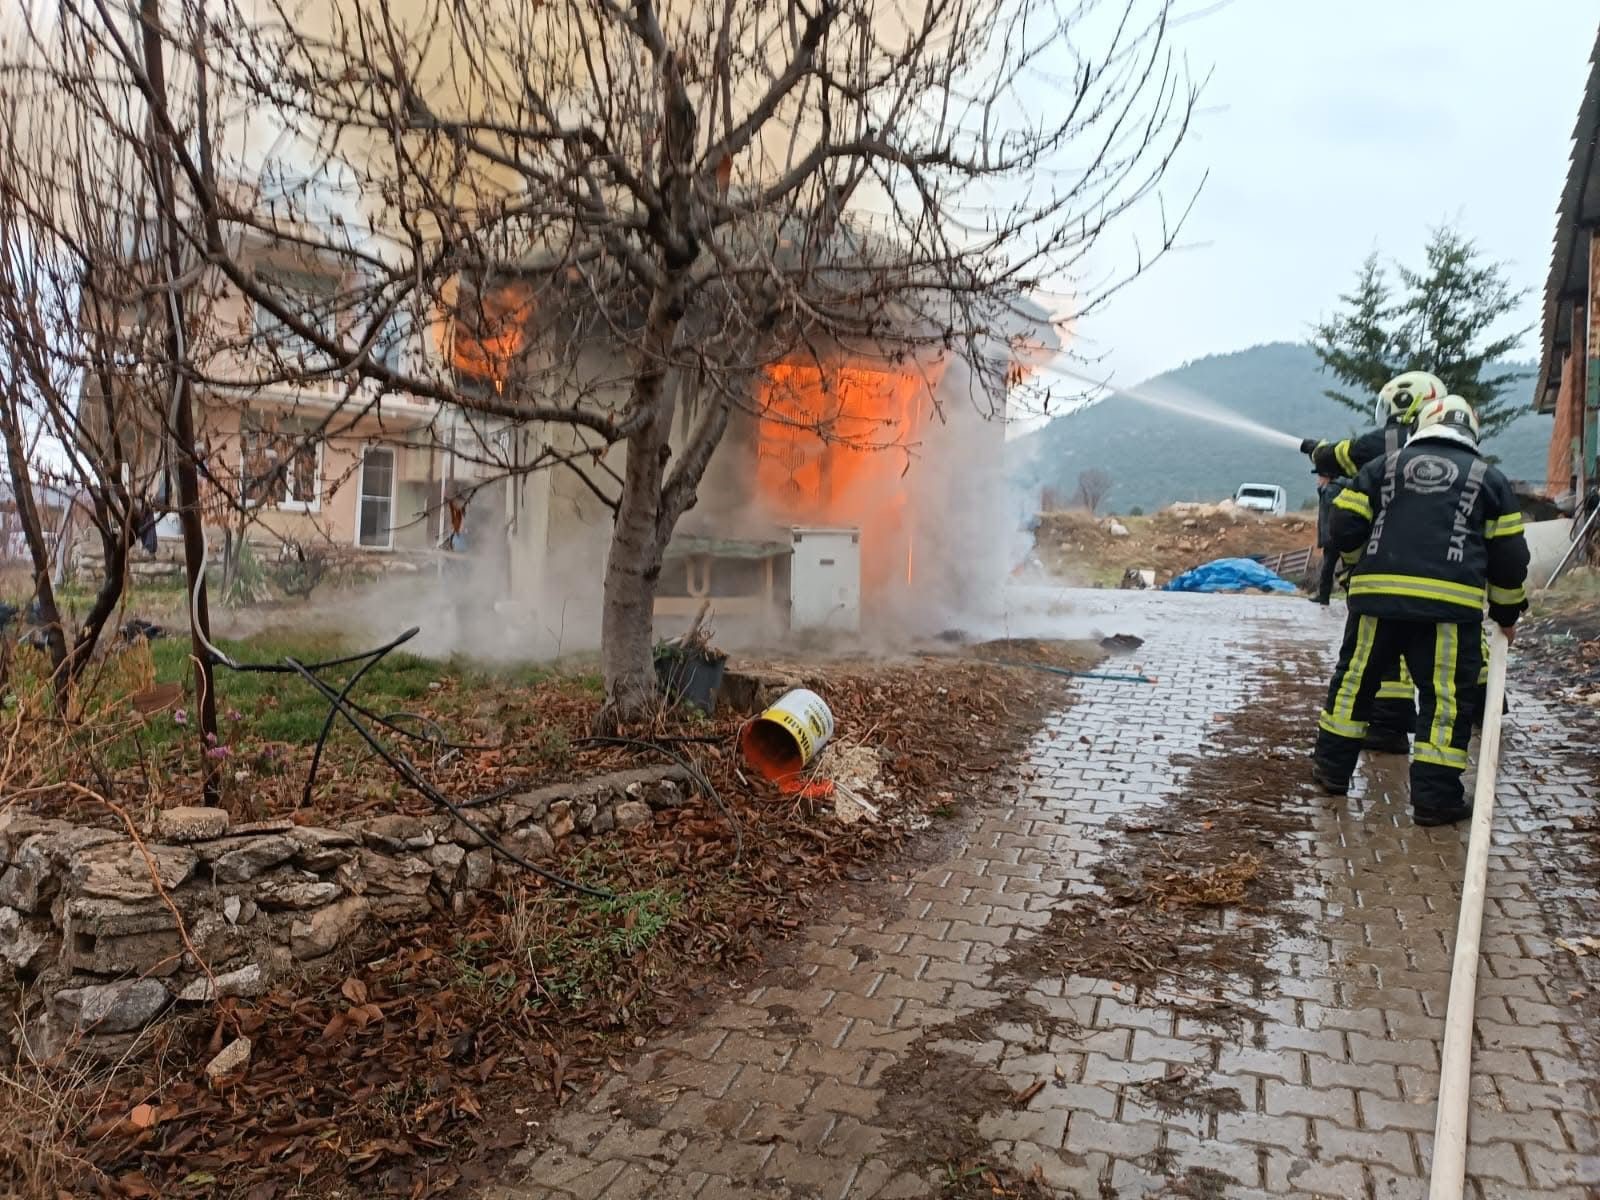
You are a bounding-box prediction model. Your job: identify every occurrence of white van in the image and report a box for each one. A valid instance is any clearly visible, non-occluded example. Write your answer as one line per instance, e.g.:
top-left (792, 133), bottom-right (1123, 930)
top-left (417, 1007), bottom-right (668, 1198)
top-left (1233, 483), bottom-right (1288, 517)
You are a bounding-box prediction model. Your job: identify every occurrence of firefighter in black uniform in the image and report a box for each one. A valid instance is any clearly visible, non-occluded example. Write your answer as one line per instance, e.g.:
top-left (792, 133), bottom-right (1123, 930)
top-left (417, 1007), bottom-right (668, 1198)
top-left (1310, 395), bottom-right (1529, 825)
top-left (1297, 370), bottom-right (1447, 753)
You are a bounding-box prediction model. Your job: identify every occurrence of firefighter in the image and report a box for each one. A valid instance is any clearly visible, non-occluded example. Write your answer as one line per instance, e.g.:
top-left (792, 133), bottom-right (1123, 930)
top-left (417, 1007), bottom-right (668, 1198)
top-left (1310, 395), bottom-right (1529, 824)
top-left (1298, 370), bottom-right (1448, 753)
top-left (1312, 471), bottom-right (1343, 605)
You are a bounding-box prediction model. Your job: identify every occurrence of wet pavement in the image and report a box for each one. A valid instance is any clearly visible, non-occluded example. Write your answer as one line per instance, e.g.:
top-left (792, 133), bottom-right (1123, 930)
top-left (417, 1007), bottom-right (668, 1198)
top-left (485, 590), bottom-right (1600, 1199)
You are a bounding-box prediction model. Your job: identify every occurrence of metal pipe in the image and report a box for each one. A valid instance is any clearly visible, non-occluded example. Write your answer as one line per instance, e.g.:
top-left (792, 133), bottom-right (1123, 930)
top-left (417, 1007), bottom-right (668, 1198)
top-left (1540, 501), bottom-right (1599, 591)
top-left (1427, 626), bottom-right (1511, 1200)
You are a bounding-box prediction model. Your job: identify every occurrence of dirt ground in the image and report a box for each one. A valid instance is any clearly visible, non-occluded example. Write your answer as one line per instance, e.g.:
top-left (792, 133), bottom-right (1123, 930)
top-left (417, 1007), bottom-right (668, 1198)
top-left (1029, 506), bottom-right (1318, 588)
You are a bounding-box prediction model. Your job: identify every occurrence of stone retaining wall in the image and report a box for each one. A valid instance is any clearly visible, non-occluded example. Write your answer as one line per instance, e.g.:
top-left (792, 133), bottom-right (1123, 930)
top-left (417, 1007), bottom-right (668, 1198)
top-left (0, 766), bottom-right (689, 1058)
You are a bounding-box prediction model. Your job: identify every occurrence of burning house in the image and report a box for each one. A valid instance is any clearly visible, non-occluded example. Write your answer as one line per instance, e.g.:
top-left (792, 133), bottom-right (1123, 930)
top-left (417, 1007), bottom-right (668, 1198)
top-left (484, 291), bottom-right (1061, 647)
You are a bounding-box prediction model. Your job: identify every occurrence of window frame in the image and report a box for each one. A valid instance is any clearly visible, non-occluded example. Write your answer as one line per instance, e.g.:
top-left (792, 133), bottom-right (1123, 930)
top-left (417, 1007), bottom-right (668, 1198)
top-left (240, 411), bottom-right (324, 514)
top-left (355, 442), bottom-right (398, 552)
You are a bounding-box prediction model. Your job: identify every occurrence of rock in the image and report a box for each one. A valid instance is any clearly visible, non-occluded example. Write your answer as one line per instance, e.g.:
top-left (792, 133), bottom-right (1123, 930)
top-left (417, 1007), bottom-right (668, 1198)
top-left (1, 826), bottom-right (121, 913)
top-left (178, 964), bottom-right (265, 1002)
top-left (0, 905), bottom-right (52, 973)
top-left (546, 801), bottom-right (575, 840)
top-left (356, 815), bottom-right (435, 851)
top-left (290, 896), bottom-right (370, 960)
top-left (227, 819), bottom-right (295, 836)
top-left (463, 849), bottom-right (494, 893)
top-left (222, 895), bottom-right (243, 925)
top-left (1106, 520), bottom-right (1130, 537)
top-left (425, 842), bottom-right (467, 887)
top-left (205, 1036), bottom-right (252, 1084)
top-left (575, 801), bottom-right (598, 832)
top-left (212, 835), bottom-right (297, 883)
top-left (628, 777), bottom-right (688, 811)
top-left (288, 827), bottom-right (358, 872)
top-left (255, 875), bottom-right (341, 911)
top-left (155, 806), bottom-right (229, 842)
top-left (591, 807), bottom-right (615, 835)
top-left (718, 669), bottom-right (802, 715)
top-left (54, 978), bottom-right (170, 1034)
top-left (0, 812), bottom-right (67, 862)
top-left (347, 851), bottom-right (432, 897)
top-left (614, 801), bottom-right (653, 832)
top-left (502, 791), bottom-right (553, 827)
top-left (62, 897), bottom-right (183, 977)
top-left (503, 825), bottom-right (554, 863)
top-left (71, 843), bottom-right (197, 903)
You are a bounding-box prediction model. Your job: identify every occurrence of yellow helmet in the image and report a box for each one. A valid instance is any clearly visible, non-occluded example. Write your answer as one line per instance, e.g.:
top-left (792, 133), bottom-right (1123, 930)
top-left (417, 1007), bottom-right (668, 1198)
top-left (1408, 394), bottom-right (1479, 448)
top-left (1375, 370), bottom-right (1447, 426)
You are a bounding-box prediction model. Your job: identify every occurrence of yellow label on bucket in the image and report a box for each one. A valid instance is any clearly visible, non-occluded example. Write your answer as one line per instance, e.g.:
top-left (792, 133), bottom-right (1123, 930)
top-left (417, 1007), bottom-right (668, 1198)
top-left (755, 688), bottom-right (836, 770)
top-left (761, 706), bottom-right (818, 763)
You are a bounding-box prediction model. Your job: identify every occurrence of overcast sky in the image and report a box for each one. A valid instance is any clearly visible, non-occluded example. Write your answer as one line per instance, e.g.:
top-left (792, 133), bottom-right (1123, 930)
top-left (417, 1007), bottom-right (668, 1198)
top-left (1065, 1), bottom-right (1597, 392)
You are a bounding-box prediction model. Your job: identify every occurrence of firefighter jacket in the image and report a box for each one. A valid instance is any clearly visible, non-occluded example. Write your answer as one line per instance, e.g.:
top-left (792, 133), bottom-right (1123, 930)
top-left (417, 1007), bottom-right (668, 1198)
top-left (1315, 477), bottom-right (1347, 549)
top-left (1328, 440), bottom-right (1530, 627)
top-left (1310, 420), bottom-right (1407, 480)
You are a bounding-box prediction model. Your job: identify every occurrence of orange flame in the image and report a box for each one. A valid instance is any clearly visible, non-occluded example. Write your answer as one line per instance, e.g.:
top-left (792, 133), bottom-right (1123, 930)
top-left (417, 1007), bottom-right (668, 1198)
top-left (755, 358), bottom-right (944, 598)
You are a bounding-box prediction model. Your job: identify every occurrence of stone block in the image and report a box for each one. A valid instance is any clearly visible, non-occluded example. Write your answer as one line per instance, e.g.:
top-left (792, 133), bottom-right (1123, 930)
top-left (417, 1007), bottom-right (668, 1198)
top-left (54, 978), bottom-right (170, 1033)
top-left (503, 825), bottom-right (555, 864)
top-left (425, 842), bottom-right (467, 886)
top-left (356, 815), bottom-right (435, 851)
top-left (155, 807), bottom-right (229, 842)
top-left (614, 801), bottom-right (653, 831)
top-left (255, 874), bottom-right (341, 910)
top-left (177, 963), bottom-right (265, 1002)
top-left (291, 896), bottom-right (370, 960)
top-left (0, 904), bottom-right (53, 973)
top-left (547, 801), bottom-right (575, 840)
top-left (63, 897), bottom-right (183, 976)
top-left (1, 826), bottom-right (121, 913)
top-left (463, 848), bottom-right (494, 892)
top-left (288, 827), bottom-right (358, 872)
top-left (70, 842), bottom-right (197, 902)
top-left (211, 835), bottom-right (298, 883)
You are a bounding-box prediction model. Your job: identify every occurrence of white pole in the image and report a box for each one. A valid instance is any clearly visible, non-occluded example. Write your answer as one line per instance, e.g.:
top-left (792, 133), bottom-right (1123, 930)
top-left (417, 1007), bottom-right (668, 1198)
top-left (1427, 625), bottom-right (1511, 1200)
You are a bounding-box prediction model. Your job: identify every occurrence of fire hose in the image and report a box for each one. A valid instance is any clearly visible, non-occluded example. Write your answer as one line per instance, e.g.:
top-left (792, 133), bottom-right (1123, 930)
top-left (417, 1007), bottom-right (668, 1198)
top-left (1427, 625), bottom-right (1511, 1200)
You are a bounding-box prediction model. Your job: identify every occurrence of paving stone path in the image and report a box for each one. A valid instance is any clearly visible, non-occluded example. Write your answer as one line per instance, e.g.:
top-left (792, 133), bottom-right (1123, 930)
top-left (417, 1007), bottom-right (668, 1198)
top-left (487, 591), bottom-right (1600, 1199)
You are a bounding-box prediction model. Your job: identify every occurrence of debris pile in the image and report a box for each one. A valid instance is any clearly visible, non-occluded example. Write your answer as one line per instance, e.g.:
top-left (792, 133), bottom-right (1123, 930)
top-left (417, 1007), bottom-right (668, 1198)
top-left (1030, 505), bottom-right (1316, 586)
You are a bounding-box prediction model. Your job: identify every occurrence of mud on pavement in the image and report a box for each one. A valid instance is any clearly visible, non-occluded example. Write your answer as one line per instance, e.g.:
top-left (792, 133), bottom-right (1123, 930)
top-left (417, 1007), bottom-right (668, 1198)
top-left (873, 649), bottom-right (1328, 1196)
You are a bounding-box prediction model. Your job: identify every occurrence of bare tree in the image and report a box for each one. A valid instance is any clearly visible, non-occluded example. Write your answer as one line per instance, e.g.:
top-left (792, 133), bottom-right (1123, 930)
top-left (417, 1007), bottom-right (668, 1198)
top-left (1073, 468), bottom-right (1114, 515)
top-left (27, 0), bottom-right (1199, 726)
top-left (0, 40), bottom-right (162, 707)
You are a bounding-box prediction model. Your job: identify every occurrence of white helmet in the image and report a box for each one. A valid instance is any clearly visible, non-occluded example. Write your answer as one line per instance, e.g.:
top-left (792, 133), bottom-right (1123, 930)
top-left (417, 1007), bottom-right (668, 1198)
top-left (1408, 394), bottom-right (1480, 448)
top-left (1374, 370), bottom-right (1447, 426)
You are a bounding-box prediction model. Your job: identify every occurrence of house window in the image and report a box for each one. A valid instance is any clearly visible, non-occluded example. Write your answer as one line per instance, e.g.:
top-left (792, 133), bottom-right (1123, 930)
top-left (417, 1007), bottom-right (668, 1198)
top-left (241, 413), bottom-right (322, 511)
top-left (253, 268), bottom-right (337, 367)
top-left (357, 446), bottom-right (396, 550)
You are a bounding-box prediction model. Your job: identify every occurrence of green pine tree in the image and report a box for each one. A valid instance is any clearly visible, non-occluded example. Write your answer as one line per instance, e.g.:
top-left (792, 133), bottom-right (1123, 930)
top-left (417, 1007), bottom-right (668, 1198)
top-left (1311, 225), bottom-right (1529, 438)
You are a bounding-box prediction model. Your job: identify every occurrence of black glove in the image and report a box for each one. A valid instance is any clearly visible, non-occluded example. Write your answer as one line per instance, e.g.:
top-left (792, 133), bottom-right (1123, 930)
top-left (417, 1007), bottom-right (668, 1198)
top-left (1299, 437), bottom-right (1318, 456)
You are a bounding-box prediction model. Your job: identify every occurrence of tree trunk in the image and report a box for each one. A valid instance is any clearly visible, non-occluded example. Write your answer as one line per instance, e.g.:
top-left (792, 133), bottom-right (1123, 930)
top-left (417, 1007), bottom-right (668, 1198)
top-left (0, 401), bottom-right (71, 705)
top-left (141, 0), bottom-right (220, 803)
top-left (596, 292), bottom-right (683, 731)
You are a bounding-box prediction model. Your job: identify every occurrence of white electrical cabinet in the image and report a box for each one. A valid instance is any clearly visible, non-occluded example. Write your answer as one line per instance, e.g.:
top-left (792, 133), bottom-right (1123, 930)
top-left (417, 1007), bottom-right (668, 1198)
top-left (789, 526), bottom-right (861, 633)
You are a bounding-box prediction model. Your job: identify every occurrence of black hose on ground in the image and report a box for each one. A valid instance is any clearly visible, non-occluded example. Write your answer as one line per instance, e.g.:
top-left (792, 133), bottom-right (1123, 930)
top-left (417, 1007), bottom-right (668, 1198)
top-left (208, 629), bottom-right (740, 893)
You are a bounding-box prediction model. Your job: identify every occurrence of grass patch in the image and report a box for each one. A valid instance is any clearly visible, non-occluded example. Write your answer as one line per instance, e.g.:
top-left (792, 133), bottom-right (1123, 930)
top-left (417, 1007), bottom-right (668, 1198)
top-left (503, 884), bottom-right (682, 1009)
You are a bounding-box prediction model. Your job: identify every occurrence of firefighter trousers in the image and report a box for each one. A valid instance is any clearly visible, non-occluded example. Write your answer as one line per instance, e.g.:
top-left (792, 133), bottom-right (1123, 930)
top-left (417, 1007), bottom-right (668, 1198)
top-left (1313, 615), bottom-right (1484, 815)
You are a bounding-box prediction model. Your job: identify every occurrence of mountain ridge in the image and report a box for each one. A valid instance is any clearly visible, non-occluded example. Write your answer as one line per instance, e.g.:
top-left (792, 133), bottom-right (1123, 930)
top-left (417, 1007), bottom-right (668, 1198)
top-left (1008, 342), bottom-right (1550, 514)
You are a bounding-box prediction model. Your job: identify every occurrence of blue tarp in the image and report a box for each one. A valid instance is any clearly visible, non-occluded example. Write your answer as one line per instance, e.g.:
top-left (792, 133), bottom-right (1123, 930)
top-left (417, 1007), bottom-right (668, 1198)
top-left (1163, 556), bottom-right (1297, 594)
